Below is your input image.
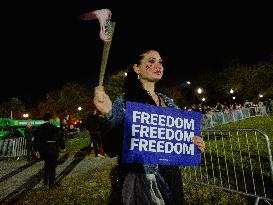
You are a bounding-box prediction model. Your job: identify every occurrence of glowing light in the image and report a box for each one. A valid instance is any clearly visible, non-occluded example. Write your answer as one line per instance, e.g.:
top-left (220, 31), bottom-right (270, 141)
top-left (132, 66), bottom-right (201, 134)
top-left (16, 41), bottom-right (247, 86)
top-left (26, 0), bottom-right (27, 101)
top-left (22, 113), bottom-right (29, 118)
top-left (197, 88), bottom-right (203, 94)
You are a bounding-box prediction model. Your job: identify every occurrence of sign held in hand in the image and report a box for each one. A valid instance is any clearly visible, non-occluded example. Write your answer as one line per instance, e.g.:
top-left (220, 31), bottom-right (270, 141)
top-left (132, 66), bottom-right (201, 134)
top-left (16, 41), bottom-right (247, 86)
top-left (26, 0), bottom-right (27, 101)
top-left (122, 102), bottom-right (202, 166)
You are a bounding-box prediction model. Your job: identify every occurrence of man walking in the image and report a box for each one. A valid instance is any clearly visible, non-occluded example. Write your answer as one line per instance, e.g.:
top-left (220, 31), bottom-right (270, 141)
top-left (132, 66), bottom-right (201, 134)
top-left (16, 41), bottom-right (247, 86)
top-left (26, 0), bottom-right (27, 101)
top-left (25, 121), bottom-right (34, 161)
top-left (33, 113), bottom-right (65, 188)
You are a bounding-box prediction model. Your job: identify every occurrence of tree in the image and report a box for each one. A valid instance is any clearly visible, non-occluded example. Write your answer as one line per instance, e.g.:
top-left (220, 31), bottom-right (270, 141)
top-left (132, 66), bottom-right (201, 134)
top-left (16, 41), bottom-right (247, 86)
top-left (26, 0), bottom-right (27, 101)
top-left (0, 98), bottom-right (26, 119)
top-left (37, 90), bottom-right (60, 119)
top-left (159, 81), bottom-right (188, 108)
top-left (195, 54), bottom-right (273, 105)
top-left (37, 83), bottom-right (91, 123)
top-left (251, 61), bottom-right (273, 100)
top-left (58, 83), bottom-right (91, 120)
top-left (216, 60), bottom-right (273, 103)
top-left (105, 69), bottom-right (127, 101)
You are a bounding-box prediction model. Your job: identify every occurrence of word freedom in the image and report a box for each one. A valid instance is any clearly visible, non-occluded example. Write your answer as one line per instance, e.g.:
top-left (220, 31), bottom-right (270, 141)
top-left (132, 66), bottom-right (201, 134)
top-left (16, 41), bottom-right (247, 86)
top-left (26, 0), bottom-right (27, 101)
top-left (130, 111), bottom-right (195, 155)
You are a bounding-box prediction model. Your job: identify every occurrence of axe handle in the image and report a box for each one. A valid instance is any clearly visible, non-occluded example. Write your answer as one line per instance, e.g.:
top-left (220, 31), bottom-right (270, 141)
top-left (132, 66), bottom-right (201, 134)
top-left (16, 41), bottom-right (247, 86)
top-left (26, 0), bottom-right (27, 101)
top-left (99, 21), bottom-right (116, 85)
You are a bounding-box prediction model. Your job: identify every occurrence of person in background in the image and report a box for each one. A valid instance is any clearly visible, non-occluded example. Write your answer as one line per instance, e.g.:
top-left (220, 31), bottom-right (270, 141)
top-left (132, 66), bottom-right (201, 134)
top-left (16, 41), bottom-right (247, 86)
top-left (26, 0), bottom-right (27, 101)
top-left (25, 121), bottom-right (34, 161)
top-left (33, 113), bottom-right (65, 188)
top-left (61, 118), bottom-right (69, 141)
top-left (93, 49), bottom-right (205, 204)
top-left (85, 110), bottom-right (105, 158)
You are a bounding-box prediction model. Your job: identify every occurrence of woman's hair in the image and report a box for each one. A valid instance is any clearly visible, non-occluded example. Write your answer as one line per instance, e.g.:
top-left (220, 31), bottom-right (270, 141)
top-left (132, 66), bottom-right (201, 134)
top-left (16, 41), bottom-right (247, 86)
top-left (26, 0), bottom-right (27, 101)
top-left (122, 49), bottom-right (161, 105)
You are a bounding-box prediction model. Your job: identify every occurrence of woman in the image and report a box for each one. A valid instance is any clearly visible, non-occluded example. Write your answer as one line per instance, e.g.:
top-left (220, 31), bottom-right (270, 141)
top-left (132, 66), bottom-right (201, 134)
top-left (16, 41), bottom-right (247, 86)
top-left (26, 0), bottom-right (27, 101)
top-left (94, 49), bottom-right (205, 205)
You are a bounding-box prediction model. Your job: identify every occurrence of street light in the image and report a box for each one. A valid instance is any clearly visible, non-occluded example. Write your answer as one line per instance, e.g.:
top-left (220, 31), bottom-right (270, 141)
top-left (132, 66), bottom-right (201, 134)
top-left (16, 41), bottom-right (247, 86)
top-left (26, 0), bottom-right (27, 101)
top-left (259, 94), bottom-right (263, 98)
top-left (197, 88), bottom-right (203, 94)
top-left (230, 89), bottom-right (234, 94)
top-left (180, 80), bottom-right (191, 88)
top-left (22, 113), bottom-right (29, 118)
top-left (77, 106), bottom-right (82, 111)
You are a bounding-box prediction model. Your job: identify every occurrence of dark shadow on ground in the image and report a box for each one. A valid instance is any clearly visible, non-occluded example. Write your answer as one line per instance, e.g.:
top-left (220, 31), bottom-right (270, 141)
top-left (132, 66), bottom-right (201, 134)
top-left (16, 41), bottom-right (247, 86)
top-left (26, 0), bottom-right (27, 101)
top-left (0, 154), bottom-right (69, 205)
top-left (55, 147), bottom-right (89, 184)
top-left (0, 161), bottom-right (37, 183)
top-left (0, 167), bottom-right (44, 205)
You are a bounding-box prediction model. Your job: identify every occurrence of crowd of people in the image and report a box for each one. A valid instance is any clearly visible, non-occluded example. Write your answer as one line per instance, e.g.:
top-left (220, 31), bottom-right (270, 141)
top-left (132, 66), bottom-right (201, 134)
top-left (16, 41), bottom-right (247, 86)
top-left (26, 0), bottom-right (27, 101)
top-left (187, 99), bottom-right (271, 117)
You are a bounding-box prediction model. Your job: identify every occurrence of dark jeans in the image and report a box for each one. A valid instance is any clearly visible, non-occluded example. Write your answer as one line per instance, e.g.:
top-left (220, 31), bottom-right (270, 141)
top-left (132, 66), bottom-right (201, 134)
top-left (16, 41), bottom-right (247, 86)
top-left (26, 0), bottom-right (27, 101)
top-left (43, 156), bottom-right (58, 187)
top-left (26, 142), bottom-right (33, 160)
top-left (91, 133), bottom-right (101, 156)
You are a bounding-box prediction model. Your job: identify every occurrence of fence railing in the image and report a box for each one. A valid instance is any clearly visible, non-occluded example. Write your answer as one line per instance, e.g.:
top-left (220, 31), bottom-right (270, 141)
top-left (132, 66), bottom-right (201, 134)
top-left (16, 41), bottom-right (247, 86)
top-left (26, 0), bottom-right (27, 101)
top-left (201, 106), bottom-right (268, 129)
top-left (183, 129), bottom-right (273, 204)
top-left (0, 137), bottom-right (26, 157)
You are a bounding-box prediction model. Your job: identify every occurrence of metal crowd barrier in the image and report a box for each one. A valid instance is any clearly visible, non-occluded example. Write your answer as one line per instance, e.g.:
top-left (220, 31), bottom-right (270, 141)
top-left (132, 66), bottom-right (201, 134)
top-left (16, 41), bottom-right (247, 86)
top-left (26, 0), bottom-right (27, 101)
top-left (201, 106), bottom-right (267, 129)
top-left (0, 137), bottom-right (27, 157)
top-left (183, 129), bottom-right (273, 204)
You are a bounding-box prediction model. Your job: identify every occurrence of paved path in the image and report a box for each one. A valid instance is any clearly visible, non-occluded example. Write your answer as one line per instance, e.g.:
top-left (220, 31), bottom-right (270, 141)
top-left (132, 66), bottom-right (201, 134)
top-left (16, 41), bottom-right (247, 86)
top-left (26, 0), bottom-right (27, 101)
top-left (0, 154), bottom-right (117, 204)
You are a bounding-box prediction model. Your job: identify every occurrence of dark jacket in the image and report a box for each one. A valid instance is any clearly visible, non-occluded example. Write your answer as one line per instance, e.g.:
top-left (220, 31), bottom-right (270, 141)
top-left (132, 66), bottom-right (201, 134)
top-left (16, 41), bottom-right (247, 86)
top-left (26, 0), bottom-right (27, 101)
top-left (34, 122), bottom-right (65, 158)
top-left (25, 127), bottom-right (34, 144)
top-left (85, 113), bottom-right (101, 135)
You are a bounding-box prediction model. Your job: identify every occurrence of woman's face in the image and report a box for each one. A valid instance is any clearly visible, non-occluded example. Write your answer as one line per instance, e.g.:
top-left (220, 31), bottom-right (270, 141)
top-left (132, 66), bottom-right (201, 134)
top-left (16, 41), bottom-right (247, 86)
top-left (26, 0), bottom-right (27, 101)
top-left (133, 50), bottom-right (164, 82)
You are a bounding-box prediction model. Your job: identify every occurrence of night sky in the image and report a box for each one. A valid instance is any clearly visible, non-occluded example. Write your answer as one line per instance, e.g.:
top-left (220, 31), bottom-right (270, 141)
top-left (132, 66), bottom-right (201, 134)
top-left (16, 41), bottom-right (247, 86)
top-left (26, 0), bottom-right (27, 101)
top-left (1, 1), bottom-right (273, 106)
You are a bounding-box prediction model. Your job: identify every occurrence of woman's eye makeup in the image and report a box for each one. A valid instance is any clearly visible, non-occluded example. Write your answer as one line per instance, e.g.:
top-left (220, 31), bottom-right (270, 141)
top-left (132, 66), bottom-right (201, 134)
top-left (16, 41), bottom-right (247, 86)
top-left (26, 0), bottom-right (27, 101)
top-left (147, 59), bottom-right (162, 64)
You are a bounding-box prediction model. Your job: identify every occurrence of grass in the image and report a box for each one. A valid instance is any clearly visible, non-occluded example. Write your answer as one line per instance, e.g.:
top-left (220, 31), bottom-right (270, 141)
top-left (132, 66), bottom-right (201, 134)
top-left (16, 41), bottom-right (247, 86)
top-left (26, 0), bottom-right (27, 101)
top-left (14, 164), bottom-right (115, 205)
top-left (63, 135), bottom-right (91, 155)
top-left (183, 115), bottom-right (273, 204)
top-left (217, 115), bottom-right (273, 135)
top-left (184, 184), bottom-right (248, 205)
top-left (8, 116), bottom-right (273, 205)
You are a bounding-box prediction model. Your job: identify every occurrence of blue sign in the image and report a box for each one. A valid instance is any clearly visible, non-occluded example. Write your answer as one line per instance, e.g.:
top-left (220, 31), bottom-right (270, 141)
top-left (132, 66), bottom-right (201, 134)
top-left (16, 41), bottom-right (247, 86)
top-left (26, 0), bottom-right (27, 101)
top-left (122, 102), bottom-right (202, 166)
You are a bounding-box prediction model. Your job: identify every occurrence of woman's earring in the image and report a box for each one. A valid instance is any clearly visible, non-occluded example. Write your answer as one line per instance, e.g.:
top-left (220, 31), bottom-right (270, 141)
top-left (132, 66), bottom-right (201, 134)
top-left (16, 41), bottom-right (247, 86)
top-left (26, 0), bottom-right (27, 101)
top-left (138, 74), bottom-right (140, 80)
